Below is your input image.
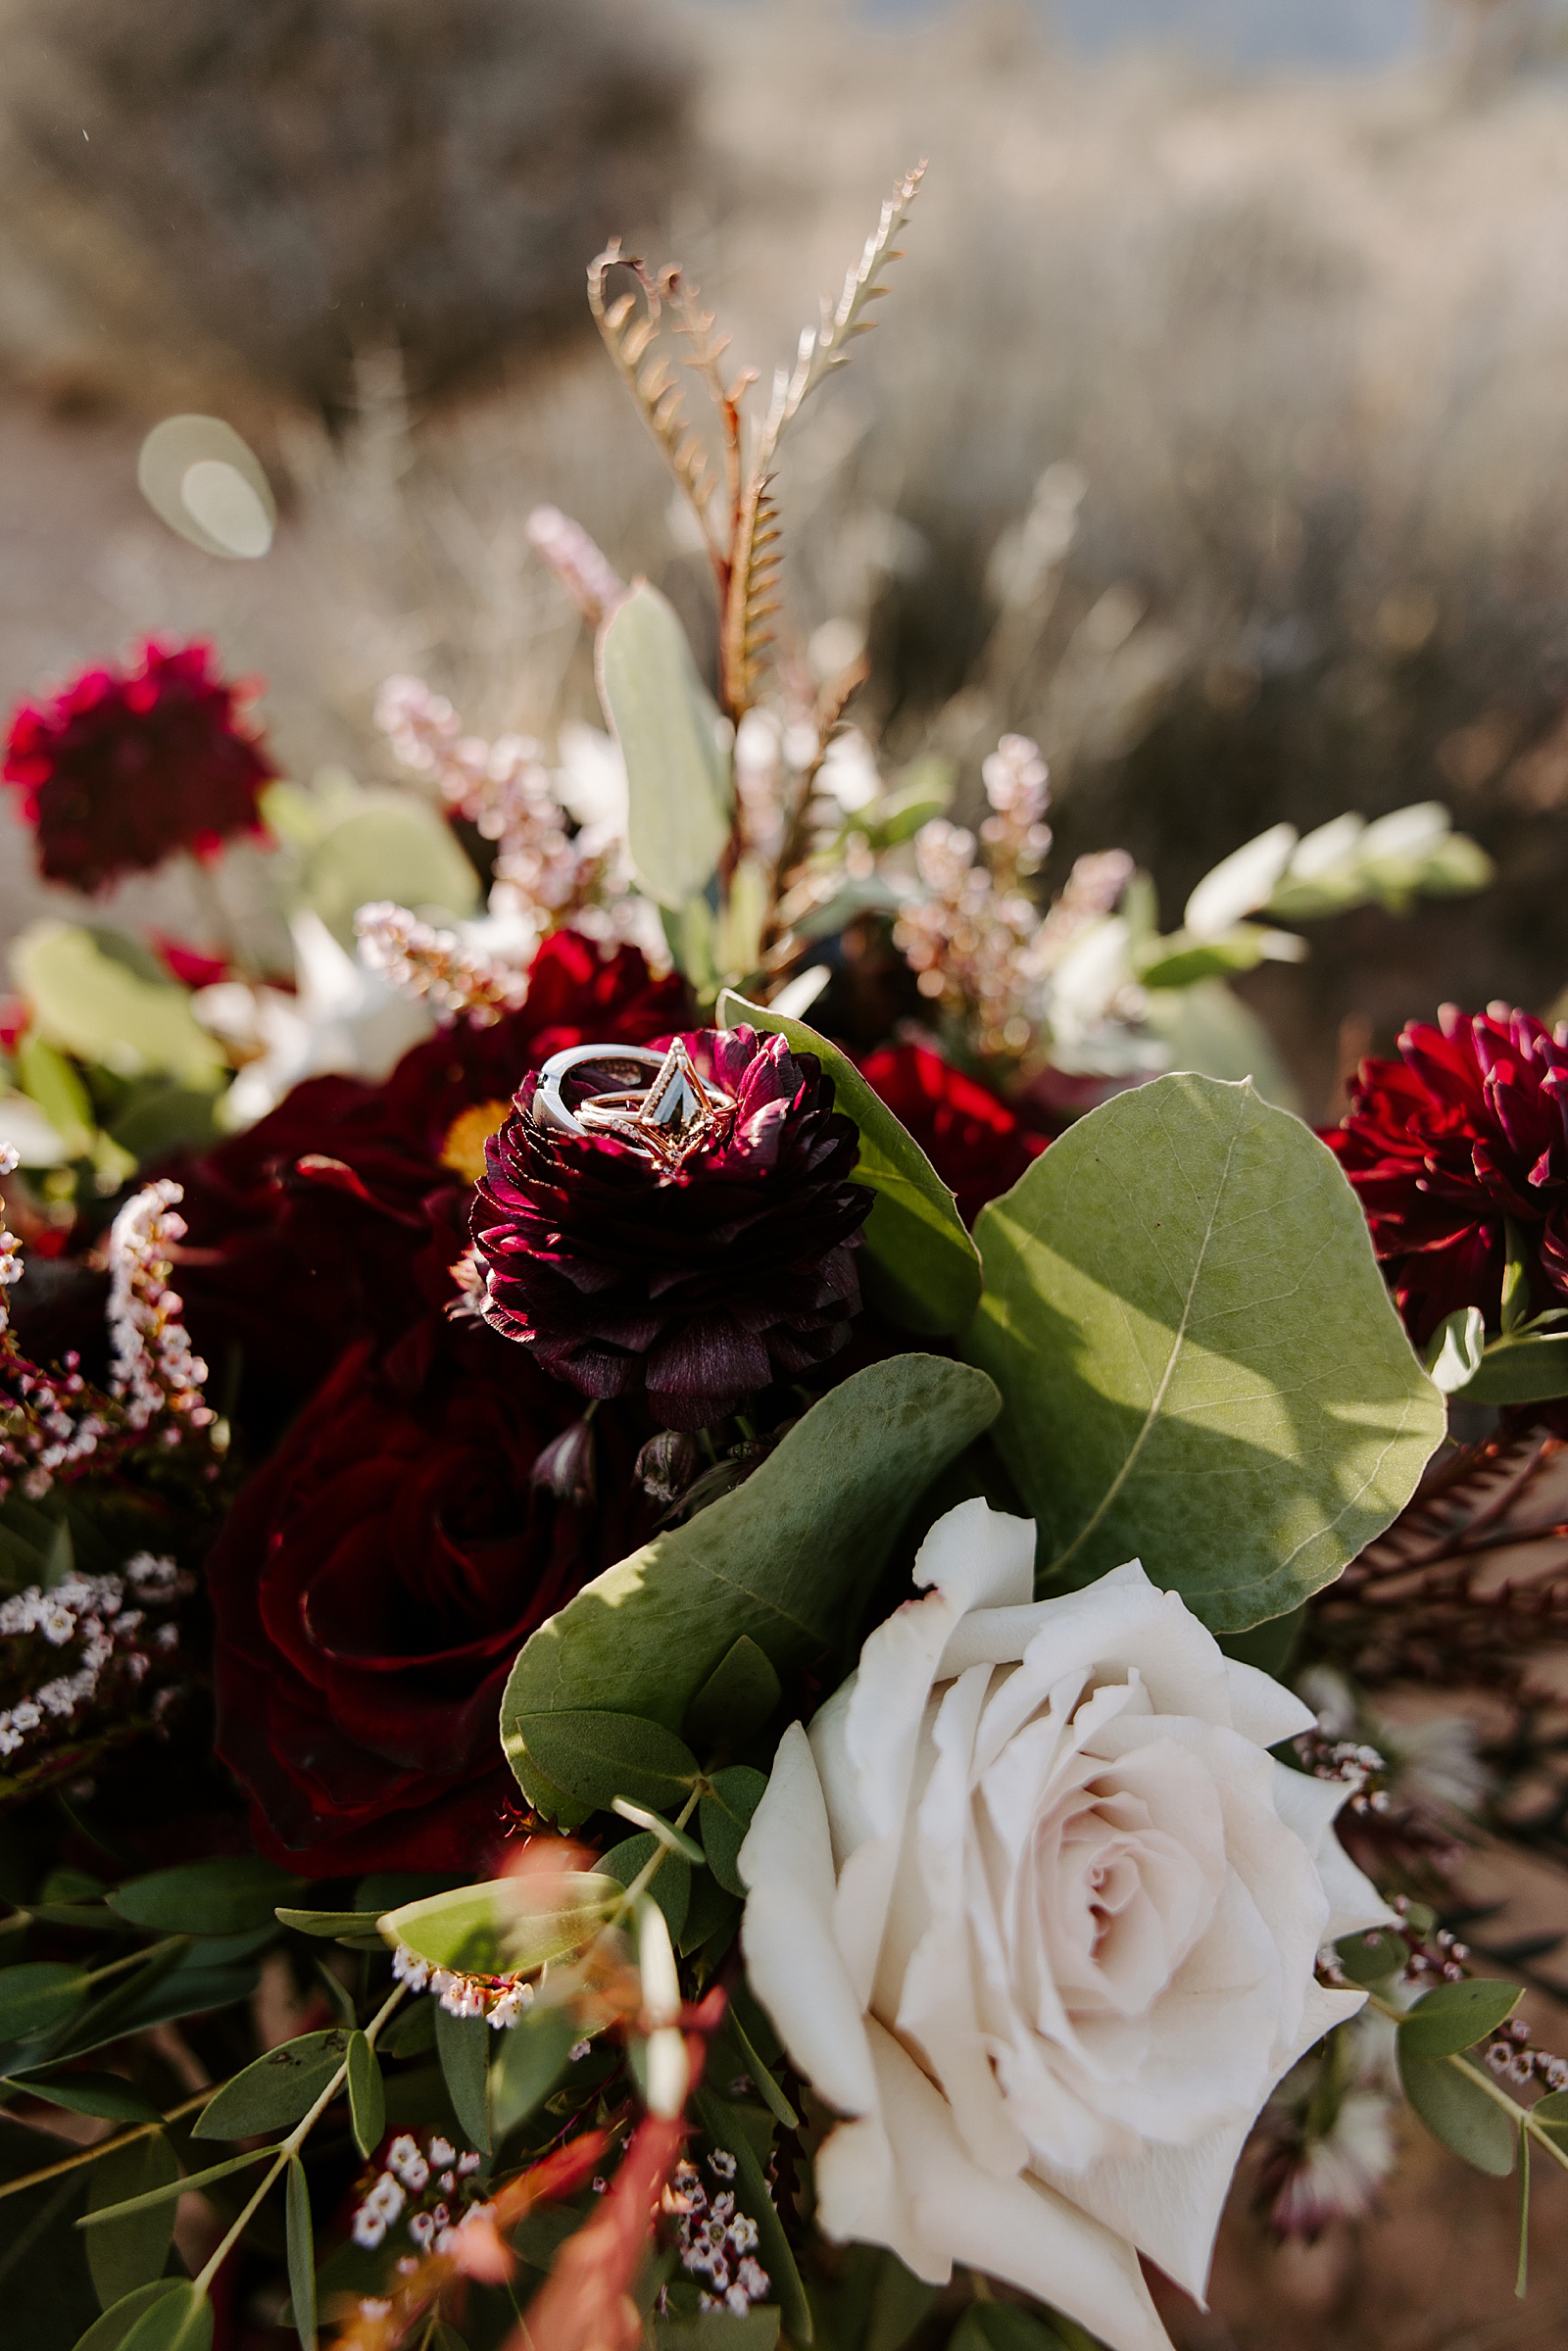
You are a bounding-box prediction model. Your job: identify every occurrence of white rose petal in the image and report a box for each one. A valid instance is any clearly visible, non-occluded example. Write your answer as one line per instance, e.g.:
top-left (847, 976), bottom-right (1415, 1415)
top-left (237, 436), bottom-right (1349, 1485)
top-left (739, 1501), bottom-right (1392, 2351)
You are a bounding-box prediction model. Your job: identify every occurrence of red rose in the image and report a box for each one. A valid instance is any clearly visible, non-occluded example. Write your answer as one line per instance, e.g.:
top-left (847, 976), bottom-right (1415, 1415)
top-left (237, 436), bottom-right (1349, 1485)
top-left (174, 931), bottom-right (688, 1421)
top-left (4, 639), bottom-right (276, 892)
top-left (858, 1042), bottom-right (1046, 1227)
top-left (208, 1313), bottom-right (644, 1875)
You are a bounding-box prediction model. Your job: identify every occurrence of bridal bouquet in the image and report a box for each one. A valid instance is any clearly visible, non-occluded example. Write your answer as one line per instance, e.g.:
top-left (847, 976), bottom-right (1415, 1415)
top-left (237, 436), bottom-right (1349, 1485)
top-left (0, 171), bottom-right (1561, 2351)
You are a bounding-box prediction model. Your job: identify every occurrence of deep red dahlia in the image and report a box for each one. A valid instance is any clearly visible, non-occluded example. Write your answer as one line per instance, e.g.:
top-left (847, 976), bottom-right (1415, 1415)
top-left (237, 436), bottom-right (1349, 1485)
top-left (858, 1042), bottom-right (1046, 1227)
top-left (171, 931), bottom-right (687, 1429)
top-left (4, 639), bottom-right (276, 892)
top-left (1325, 1004), bottom-right (1568, 1343)
top-left (472, 1026), bottom-right (872, 1429)
top-left (207, 1315), bottom-right (643, 1874)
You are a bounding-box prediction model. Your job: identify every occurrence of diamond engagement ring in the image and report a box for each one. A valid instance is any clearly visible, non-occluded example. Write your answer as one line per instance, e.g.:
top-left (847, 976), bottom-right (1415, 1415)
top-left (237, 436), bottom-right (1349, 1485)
top-left (532, 1039), bottom-right (736, 1173)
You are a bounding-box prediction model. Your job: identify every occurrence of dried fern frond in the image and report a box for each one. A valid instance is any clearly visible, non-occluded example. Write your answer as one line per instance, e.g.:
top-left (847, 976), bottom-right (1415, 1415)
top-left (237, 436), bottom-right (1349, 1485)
top-left (587, 240), bottom-right (723, 570)
top-left (721, 475), bottom-right (782, 718)
top-left (755, 161), bottom-right (926, 470)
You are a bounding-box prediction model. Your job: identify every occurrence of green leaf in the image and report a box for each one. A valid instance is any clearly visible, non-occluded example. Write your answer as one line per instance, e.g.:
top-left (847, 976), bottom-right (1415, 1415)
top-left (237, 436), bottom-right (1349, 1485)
top-left (700, 1768), bottom-right (769, 1900)
top-left (285, 2156), bottom-right (316, 2351)
top-left (39, 1944), bottom-right (191, 2071)
top-left (718, 2008), bottom-right (798, 2131)
top-left (600, 1836), bottom-right (691, 1943)
top-left (1456, 1331), bottom-right (1568, 1405)
top-left (110, 1858), bottom-right (301, 1938)
top-left (1397, 2044), bottom-right (1516, 2176)
top-left (489, 2006), bottom-right (580, 2144)
top-left (7, 2074), bottom-right (161, 2125)
top-left (677, 1871), bottom-right (740, 1963)
top-left (518, 1711), bottom-right (699, 1818)
top-left (1218, 1604), bottom-right (1303, 1678)
top-left (1333, 1928), bottom-right (1406, 1988)
top-left (598, 583), bottom-right (733, 909)
top-left (964, 1073), bottom-right (1445, 1631)
top-left (61, 1957), bottom-right (258, 2058)
top-left (654, 2316), bottom-right (780, 2351)
top-left (0, 2117), bottom-right (97, 2342)
top-left (1398, 1979), bottom-right (1524, 2060)
top-left (86, 2132), bottom-right (179, 2310)
top-left (379, 1873), bottom-right (618, 1978)
top-left (298, 796), bottom-right (481, 947)
top-left (12, 924), bottom-right (224, 1088)
top-left (346, 2032), bottom-right (384, 2161)
top-left (950, 2305), bottom-right (1070, 2351)
top-left (683, 1639), bottom-right (782, 1751)
top-left (78, 2147), bottom-right (273, 2225)
top-left (15, 1032), bottom-right (94, 1156)
top-left (0, 1962), bottom-right (88, 2044)
top-left (274, 1908), bottom-right (381, 1940)
top-left (434, 2007), bottom-right (490, 2155)
top-left (1137, 926), bottom-right (1274, 990)
top-left (503, 1357), bottom-right (999, 1821)
top-left (1423, 1306), bottom-right (1487, 1395)
top-left (717, 992), bottom-right (981, 1337)
top-left (1142, 976), bottom-right (1300, 1112)
top-left (693, 2086), bottom-right (810, 2344)
top-left (115, 2278), bottom-right (213, 2351)
top-left (106, 1081), bottom-right (219, 1165)
top-left (1531, 2088), bottom-right (1568, 2147)
top-left (73, 2280), bottom-right (187, 2351)
top-left (378, 1999), bottom-right (437, 2060)
top-left (611, 1799), bottom-right (706, 1865)
top-left (192, 2029), bottom-right (352, 2140)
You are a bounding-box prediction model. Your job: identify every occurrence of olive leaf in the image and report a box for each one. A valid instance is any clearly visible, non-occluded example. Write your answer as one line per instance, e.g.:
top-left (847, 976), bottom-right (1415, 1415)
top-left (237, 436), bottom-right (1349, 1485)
top-left (964, 1072), bottom-right (1445, 1631)
top-left (490, 2007), bottom-right (580, 2145)
top-left (86, 2134), bottom-right (179, 2311)
top-left (378, 1874), bottom-right (619, 1979)
top-left (434, 2009), bottom-right (490, 2155)
top-left (346, 2033), bottom-right (384, 2161)
top-left (598, 582), bottom-right (733, 909)
top-left (501, 1357), bottom-right (999, 1824)
top-left (284, 2157), bottom-right (316, 2351)
top-left (110, 1857), bottom-right (302, 1938)
top-left (192, 2029), bottom-right (352, 2140)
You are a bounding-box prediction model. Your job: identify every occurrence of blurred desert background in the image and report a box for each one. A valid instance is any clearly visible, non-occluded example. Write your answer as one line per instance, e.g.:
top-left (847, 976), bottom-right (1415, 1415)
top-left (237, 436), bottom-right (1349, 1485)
top-left (4, 8), bottom-right (1568, 2334)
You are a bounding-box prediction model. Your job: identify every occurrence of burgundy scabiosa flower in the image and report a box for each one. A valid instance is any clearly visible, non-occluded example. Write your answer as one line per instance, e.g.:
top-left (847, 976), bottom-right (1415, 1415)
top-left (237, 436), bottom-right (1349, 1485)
top-left (471, 1025), bottom-right (872, 1429)
top-left (1324, 1004), bottom-right (1568, 1344)
top-left (3, 638), bottom-right (276, 892)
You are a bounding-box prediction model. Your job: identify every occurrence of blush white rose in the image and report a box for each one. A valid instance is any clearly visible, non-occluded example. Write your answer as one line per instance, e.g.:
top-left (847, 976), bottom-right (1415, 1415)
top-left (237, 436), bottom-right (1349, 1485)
top-left (738, 1499), bottom-right (1388, 2351)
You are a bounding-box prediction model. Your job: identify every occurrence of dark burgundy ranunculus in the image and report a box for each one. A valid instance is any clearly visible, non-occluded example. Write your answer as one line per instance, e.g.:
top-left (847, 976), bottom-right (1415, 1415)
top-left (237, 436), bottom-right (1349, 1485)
top-left (1324, 1004), bottom-right (1568, 1344)
top-left (173, 931), bottom-right (688, 1420)
top-left (858, 1042), bottom-right (1046, 1227)
top-left (472, 1027), bottom-right (872, 1430)
top-left (208, 1311), bottom-right (642, 1875)
top-left (4, 639), bottom-right (276, 892)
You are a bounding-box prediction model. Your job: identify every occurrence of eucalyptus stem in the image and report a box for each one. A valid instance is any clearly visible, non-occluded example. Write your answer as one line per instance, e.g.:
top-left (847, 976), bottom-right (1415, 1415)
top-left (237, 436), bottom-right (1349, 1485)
top-left (612, 1788), bottom-right (702, 1920)
top-left (0, 2088), bottom-right (213, 2202)
top-left (83, 1937), bottom-right (186, 1989)
top-left (1363, 1988), bottom-right (1568, 2177)
top-left (193, 1979), bottom-right (407, 2298)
